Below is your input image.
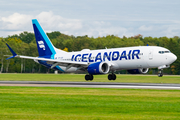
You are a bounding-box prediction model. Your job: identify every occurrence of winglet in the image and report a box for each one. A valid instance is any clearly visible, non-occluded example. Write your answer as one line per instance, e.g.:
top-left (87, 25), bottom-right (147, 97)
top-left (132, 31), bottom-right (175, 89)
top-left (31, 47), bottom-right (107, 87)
top-left (6, 43), bottom-right (17, 60)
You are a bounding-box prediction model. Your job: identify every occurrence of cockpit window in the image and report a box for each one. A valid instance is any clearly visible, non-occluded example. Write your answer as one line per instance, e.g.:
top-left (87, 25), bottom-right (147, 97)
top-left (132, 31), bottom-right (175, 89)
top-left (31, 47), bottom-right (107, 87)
top-left (159, 51), bottom-right (170, 54)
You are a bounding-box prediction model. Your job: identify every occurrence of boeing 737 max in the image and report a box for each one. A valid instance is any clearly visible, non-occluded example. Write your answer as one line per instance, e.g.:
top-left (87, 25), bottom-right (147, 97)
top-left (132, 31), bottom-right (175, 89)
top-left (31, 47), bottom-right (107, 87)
top-left (6, 19), bottom-right (177, 80)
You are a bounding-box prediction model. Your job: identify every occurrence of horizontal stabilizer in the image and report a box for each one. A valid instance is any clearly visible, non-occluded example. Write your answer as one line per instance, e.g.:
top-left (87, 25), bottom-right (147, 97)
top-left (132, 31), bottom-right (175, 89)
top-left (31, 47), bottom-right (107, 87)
top-left (6, 43), bottom-right (17, 60)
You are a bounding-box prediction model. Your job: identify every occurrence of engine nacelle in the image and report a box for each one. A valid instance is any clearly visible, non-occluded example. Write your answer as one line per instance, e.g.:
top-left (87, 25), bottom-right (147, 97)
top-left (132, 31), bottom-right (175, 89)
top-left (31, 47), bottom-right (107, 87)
top-left (87, 62), bottom-right (110, 75)
top-left (127, 68), bottom-right (149, 74)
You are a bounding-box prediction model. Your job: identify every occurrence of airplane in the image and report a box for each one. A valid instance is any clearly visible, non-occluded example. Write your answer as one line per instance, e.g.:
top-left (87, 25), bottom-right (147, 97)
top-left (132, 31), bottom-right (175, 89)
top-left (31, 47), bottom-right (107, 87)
top-left (6, 19), bottom-right (177, 81)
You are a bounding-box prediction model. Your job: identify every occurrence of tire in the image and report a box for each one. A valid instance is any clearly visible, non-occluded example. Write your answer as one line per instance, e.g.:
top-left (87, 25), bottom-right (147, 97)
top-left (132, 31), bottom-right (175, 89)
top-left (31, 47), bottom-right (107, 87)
top-left (85, 75), bottom-right (94, 81)
top-left (90, 75), bottom-right (93, 81)
top-left (158, 73), bottom-right (163, 77)
top-left (85, 75), bottom-right (90, 81)
top-left (108, 74), bottom-right (112, 80)
top-left (112, 74), bottom-right (116, 80)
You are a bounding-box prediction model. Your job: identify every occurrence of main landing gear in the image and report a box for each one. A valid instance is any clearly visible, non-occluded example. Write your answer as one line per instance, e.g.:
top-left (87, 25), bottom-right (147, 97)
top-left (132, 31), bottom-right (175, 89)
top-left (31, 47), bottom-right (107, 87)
top-left (85, 74), bottom-right (93, 81)
top-left (85, 73), bottom-right (117, 81)
top-left (158, 69), bottom-right (163, 77)
top-left (108, 73), bottom-right (116, 80)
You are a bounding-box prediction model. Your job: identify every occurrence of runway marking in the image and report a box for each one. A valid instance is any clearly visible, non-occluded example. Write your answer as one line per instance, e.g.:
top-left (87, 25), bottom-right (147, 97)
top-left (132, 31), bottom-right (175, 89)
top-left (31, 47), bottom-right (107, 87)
top-left (0, 81), bottom-right (180, 89)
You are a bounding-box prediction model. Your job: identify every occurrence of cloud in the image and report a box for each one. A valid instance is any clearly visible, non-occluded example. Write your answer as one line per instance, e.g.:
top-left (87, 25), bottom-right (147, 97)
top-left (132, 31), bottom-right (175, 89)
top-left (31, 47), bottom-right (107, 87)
top-left (1, 11), bottom-right (180, 38)
top-left (1, 13), bottom-right (32, 30)
top-left (139, 25), bottom-right (153, 31)
top-left (82, 27), bottom-right (133, 38)
top-left (161, 25), bottom-right (180, 37)
top-left (0, 11), bottom-right (134, 38)
top-left (0, 11), bottom-right (83, 36)
top-left (36, 11), bottom-right (83, 30)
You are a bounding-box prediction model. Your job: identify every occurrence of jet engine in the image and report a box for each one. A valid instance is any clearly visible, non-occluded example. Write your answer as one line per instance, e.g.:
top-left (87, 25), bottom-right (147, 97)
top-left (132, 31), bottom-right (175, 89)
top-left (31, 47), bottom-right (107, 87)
top-left (127, 68), bottom-right (149, 74)
top-left (87, 62), bottom-right (110, 75)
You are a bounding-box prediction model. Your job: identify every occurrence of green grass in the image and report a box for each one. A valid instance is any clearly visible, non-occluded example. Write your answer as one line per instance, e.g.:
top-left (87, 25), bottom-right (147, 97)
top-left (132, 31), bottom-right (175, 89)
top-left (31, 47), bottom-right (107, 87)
top-left (0, 74), bottom-right (180, 119)
top-left (0, 86), bottom-right (180, 120)
top-left (0, 73), bottom-right (180, 83)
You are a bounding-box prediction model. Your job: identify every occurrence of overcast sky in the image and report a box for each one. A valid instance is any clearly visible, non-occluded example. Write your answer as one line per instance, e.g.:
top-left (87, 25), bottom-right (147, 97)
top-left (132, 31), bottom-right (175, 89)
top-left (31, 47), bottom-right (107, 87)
top-left (0, 0), bottom-right (180, 38)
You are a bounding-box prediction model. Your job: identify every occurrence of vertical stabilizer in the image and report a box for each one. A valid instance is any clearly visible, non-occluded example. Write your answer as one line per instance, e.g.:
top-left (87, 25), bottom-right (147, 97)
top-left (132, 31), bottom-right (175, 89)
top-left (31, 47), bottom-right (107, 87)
top-left (32, 19), bottom-right (56, 58)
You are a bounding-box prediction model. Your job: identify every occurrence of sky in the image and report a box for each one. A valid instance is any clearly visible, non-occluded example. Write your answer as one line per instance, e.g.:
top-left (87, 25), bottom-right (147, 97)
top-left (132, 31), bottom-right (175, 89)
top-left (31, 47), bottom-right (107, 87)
top-left (0, 0), bottom-right (180, 38)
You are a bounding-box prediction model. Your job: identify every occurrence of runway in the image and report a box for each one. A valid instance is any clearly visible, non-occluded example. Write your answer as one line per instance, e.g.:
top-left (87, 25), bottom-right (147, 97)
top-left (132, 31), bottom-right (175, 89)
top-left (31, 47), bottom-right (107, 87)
top-left (0, 81), bottom-right (180, 89)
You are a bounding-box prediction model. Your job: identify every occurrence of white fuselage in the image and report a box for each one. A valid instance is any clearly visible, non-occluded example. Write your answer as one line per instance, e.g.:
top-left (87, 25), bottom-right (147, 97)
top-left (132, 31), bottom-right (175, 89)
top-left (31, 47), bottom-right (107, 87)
top-left (50, 46), bottom-right (177, 73)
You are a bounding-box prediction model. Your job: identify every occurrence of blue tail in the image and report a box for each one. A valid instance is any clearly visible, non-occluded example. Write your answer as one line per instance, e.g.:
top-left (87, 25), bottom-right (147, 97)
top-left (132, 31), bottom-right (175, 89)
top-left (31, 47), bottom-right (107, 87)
top-left (32, 19), bottom-right (56, 58)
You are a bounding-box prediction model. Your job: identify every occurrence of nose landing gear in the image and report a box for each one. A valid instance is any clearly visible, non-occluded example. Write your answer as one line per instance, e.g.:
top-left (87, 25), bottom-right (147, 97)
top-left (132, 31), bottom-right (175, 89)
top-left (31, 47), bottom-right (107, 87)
top-left (158, 69), bottom-right (163, 77)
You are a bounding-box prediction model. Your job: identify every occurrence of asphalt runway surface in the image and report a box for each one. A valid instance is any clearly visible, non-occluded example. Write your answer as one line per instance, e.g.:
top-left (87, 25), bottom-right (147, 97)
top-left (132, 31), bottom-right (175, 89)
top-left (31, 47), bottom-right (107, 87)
top-left (0, 81), bottom-right (180, 89)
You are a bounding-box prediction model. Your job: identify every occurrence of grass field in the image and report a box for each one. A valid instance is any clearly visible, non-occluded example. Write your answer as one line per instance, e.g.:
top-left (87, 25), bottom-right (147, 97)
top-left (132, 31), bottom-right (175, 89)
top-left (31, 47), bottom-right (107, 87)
top-left (0, 74), bottom-right (180, 119)
top-left (0, 86), bottom-right (180, 120)
top-left (0, 73), bottom-right (180, 83)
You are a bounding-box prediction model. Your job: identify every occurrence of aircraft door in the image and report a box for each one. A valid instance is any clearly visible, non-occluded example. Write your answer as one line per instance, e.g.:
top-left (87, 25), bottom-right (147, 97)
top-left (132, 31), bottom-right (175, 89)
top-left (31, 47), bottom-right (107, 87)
top-left (149, 49), bottom-right (153, 60)
top-left (147, 49), bottom-right (155, 67)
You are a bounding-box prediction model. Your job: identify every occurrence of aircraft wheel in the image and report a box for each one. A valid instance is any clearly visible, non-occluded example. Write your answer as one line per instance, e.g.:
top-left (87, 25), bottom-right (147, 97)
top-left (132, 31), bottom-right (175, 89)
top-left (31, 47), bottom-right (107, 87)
top-left (158, 73), bottom-right (163, 77)
top-left (85, 75), bottom-right (90, 81)
top-left (112, 74), bottom-right (116, 80)
top-left (85, 75), bottom-right (93, 81)
top-left (158, 69), bottom-right (163, 77)
top-left (108, 74), bottom-right (116, 80)
top-left (89, 75), bottom-right (94, 81)
top-left (108, 74), bottom-right (112, 80)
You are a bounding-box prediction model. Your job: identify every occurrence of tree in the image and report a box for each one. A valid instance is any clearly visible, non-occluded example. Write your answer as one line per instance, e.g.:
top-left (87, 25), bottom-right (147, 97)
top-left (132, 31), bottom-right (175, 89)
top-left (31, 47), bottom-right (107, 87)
top-left (8, 31), bottom-right (35, 44)
top-left (47, 31), bottom-right (61, 40)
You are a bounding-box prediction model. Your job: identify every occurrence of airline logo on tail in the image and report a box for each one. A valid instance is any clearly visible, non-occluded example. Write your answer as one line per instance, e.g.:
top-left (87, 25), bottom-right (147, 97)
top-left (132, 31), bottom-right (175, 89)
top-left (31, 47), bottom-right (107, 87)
top-left (38, 41), bottom-right (45, 50)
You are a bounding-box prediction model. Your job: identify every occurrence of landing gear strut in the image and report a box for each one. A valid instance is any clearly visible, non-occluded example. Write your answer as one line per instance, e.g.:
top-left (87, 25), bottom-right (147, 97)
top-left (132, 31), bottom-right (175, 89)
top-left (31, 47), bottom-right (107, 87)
top-left (108, 73), bottom-right (116, 80)
top-left (158, 69), bottom-right (163, 77)
top-left (85, 74), bottom-right (93, 81)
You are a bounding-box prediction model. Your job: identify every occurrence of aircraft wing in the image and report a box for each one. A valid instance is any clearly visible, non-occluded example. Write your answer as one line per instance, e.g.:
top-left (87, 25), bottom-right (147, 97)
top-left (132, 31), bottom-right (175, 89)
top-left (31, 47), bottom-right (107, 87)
top-left (17, 55), bottom-right (88, 67)
top-left (5, 43), bottom-right (89, 71)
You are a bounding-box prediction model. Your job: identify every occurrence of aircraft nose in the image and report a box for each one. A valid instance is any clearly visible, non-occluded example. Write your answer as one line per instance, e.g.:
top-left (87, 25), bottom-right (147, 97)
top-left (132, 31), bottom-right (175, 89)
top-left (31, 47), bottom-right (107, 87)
top-left (168, 53), bottom-right (177, 63)
top-left (174, 54), bottom-right (177, 61)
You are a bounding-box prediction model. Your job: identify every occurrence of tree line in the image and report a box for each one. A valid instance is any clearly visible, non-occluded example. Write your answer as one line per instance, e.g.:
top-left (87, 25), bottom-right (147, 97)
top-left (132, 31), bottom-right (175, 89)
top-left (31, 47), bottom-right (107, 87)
top-left (0, 32), bottom-right (180, 74)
